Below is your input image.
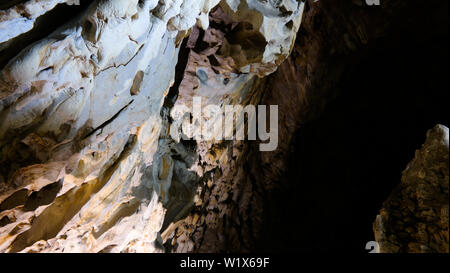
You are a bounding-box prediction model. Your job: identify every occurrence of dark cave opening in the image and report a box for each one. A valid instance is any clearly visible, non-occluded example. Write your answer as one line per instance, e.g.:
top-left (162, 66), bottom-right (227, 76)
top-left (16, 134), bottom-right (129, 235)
top-left (262, 29), bottom-right (449, 253)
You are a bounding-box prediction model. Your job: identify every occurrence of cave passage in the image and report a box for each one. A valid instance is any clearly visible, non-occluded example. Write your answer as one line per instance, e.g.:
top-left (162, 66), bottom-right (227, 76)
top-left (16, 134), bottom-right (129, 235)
top-left (261, 30), bottom-right (449, 253)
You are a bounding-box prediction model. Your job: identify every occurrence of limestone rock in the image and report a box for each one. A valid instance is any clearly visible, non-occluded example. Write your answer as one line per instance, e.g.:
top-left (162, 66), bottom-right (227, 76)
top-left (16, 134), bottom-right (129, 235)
top-left (0, 0), bottom-right (304, 253)
top-left (220, 0), bottom-right (305, 76)
top-left (0, 0), bottom-right (222, 253)
top-left (0, 0), bottom-right (447, 254)
top-left (0, 0), bottom-right (80, 46)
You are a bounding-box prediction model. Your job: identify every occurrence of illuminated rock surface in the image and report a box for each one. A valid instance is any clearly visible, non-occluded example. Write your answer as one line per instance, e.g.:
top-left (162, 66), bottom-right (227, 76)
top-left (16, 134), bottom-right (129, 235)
top-left (0, 0), bottom-right (448, 254)
top-left (0, 0), bottom-right (304, 253)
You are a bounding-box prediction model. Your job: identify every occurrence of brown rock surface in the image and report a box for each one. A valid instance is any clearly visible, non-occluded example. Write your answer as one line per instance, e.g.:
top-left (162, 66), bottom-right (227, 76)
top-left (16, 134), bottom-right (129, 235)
top-left (374, 125), bottom-right (449, 253)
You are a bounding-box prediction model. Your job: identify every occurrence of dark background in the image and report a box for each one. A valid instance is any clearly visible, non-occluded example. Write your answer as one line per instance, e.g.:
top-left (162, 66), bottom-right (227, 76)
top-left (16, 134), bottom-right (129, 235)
top-left (261, 1), bottom-right (449, 253)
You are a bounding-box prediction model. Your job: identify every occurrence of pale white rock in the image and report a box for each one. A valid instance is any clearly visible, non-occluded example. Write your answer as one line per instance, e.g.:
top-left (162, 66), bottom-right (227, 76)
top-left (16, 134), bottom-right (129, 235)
top-left (0, 0), bottom-right (304, 253)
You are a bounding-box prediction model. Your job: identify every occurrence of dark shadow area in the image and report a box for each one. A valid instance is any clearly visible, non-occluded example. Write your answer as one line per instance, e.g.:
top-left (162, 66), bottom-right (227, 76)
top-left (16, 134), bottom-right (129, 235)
top-left (261, 23), bottom-right (449, 253)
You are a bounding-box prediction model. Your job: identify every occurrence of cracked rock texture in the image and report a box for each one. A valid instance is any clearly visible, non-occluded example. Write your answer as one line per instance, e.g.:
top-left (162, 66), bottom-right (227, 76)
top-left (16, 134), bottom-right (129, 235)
top-left (374, 125), bottom-right (449, 253)
top-left (0, 0), bottom-right (80, 46)
top-left (0, 0), bottom-right (304, 252)
top-left (0, 0), bottom-right (448, 254)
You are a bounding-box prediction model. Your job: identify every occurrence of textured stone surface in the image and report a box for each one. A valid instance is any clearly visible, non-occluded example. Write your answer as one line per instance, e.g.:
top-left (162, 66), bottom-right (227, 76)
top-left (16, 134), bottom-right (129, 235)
top-left (374, 125), bottom-right (449, 253)
top-left (0, 0), bottom-right (447, 254)
top-left (144, 1), bottom-right (306, 253)
top-left (0, 0), bottom-right (79, 45)
top-left (0, 0), bottom-right (222, 253)
top-left (0, 0), bottom-right (304, 253)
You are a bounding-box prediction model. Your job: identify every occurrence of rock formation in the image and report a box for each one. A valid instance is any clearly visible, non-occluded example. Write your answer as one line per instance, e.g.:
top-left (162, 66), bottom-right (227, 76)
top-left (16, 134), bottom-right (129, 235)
top-left (0, 0), bottom-right (448, 253)
top-left (374, 125), bottom-right (449, 253)
top-left (0, 0), bottom-right (305, 253)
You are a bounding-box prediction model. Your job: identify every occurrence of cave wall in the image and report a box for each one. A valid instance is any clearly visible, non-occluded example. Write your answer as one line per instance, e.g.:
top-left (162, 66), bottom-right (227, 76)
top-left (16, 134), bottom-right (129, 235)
top-left (375, 125), bottom-right (449, 253)
top-left (0, 0), bottom-right (448, 253)
top-left (169, 0), bottom-right (449, 253)
top-left (0, 0), bottom-right (306, 253)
